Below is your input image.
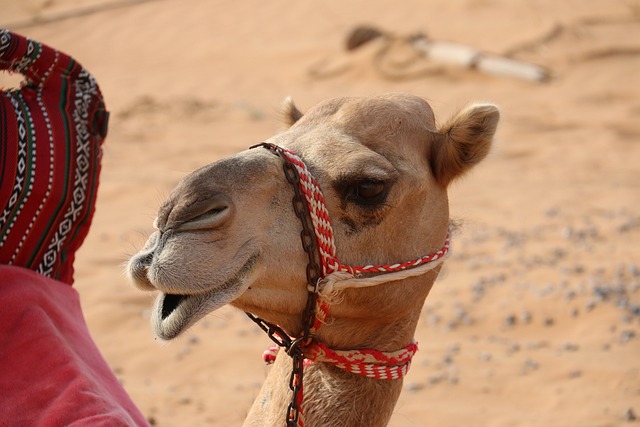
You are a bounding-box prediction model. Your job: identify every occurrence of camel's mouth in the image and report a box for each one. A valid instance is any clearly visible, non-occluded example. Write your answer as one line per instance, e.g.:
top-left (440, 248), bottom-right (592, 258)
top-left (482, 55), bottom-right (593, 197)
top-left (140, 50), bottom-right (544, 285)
top-left (160, 293), bottom-right (185, 320)
top-left (152, 290), bottom-right (217, 340)
top-left (151, 251), bottom-right (260, 340)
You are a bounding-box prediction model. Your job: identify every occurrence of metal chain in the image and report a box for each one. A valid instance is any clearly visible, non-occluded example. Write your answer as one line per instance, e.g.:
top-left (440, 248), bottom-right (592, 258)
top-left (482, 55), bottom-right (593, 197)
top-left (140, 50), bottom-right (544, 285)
top-left (244, 313), bottom-right (305, 427)
top-left (247, 142), bottom-right (324, 427)
top-left (244, 312), bottom-right (293, 349)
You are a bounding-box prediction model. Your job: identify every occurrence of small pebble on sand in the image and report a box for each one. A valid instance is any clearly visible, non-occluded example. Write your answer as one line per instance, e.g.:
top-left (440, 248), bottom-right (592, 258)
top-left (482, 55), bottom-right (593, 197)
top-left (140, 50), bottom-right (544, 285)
top-left (504, 314), bottom-right (517, 327)
top-left (568, 370), bottom-right (582, 379)
top-left (620, 330), bottom-right (636, 344)
top-left (625, 408), bottom-right (637, 422)
top-left (561, 343), bottom-right (579, 352)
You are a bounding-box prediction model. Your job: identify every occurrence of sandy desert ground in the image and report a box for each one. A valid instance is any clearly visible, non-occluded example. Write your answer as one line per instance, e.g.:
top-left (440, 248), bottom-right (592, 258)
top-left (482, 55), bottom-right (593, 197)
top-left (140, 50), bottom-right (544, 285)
top-left (2, 0), bottom-right (640, 426)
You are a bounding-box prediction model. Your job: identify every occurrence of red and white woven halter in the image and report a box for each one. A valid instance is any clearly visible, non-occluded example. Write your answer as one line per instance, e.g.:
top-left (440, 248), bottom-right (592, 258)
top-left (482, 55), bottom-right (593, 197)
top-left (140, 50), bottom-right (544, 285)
top-left (278, 146), bottom-right (451, 279)
top-left (252, 143), bottom-right (451, 426)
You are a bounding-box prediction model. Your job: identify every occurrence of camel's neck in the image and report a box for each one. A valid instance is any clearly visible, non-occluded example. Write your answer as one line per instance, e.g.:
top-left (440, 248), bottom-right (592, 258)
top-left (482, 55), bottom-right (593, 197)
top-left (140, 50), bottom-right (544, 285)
top-left (243, 271), bottom-right (439, 427)
top-left (243, 350), bottom-right (404, 427)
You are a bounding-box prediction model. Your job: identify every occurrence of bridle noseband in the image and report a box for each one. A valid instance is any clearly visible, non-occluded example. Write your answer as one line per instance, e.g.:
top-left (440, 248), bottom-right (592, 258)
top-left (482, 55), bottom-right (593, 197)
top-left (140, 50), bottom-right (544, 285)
top-left (246, 142), bottom-right (450, 427)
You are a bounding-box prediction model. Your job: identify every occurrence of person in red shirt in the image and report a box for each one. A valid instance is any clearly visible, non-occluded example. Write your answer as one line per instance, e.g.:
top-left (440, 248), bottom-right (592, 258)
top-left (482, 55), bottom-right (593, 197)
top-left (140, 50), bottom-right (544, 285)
top-left (0, 29), bottom-right (149, 426)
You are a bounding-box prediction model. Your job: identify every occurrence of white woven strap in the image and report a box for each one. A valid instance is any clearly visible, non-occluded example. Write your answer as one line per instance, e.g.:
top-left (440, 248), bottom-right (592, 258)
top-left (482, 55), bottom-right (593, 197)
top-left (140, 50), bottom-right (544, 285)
top-left (318, 247), bottom-right (450, 295)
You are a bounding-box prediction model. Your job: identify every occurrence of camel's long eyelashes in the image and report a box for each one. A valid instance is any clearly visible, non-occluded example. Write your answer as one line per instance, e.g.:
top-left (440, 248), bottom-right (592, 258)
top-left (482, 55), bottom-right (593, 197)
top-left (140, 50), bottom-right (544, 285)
top-left (334, 177), bottom-right (391, 208)
top-left (350, 179), bottom-right (387, 205)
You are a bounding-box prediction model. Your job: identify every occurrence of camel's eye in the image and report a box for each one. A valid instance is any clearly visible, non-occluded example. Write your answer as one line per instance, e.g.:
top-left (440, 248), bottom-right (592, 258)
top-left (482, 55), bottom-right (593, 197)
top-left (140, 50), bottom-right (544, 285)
top-left (350, 179), bottom-right (387, 206)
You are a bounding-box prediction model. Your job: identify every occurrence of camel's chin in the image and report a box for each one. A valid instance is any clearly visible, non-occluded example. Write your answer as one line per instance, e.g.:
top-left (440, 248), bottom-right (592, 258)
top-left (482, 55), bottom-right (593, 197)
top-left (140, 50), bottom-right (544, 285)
top-left (151, 289), bottom-right (230, 340)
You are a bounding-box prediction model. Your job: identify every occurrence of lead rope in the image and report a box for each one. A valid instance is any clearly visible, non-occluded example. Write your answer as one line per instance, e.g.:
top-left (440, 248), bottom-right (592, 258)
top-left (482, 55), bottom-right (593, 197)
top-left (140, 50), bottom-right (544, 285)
top-left (246, 143), bottom-right (451, 427)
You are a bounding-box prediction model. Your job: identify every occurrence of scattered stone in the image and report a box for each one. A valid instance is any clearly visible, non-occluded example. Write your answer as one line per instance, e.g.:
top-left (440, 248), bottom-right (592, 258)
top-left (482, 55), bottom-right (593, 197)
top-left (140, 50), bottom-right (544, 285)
top-left (561, 343), bottom-right (579, 352)
top-left (462, 315), bottom-right (475, 326)
top-left (454, 306), bottom-right (467, 321)
top-left (427, 314), bottom-right (441, 325)
top-left (504, 314), bottom-right (517, 327)
top-left (525, 359), bottom-right (539, 369)
top-left (585, 299), bottom-right (597, 312)
top-left (570, 307), bottom-right (579, 317)
top-left (443, 354), bottom-right (454, 365)
top-left (504, 231), bottom-right (527, 249)
top-left (429, 374), bottom-right (443, 385)
top-left (472, 281), bottom-right (485, 299)
top-left (521, 310), bottom-right (533, 324)
top-left (507, 343), bottom-right (521, 354)
top-left (544, 317), bottom-right (555, 327)
top-left (629, 304), bottom-right (640, 316)
top-left (175, 346), bottom-right (190, 360)
top-left (404, 382), bottom-right (424, 392)
top-left (593, 286), bottom-right (610, 301)
top-left (147, 416), bottom-right (157, 426)
top-left (520, 358), bottom-right (540, 374)
top-left (489, 273), bottom-right (508, 284)
top-left (524, 341), bottom-right (548, 350)
top-left (188, 335), bottom-right (200, 345)
top-left (538, 283), bottom-right (557, 297)
top-left (620, 330), bottom-right (636, 344)
top-left (565, 289), bottom-right (577, 301)
top-left (568, 370), bottom-right (582, 379)
top-left (552, 247), bottom-right (567, 260)
top-left (544, 207), bottom-right (560, 218)
top-left (480, 352), bottom-right (492, 362)
top-left (625, 408), bottom-right (637, 422)
top-left (448, 365), bottom-right (459, 384)
top-left (618, 217), bottom-right (640, 233)
top-left (445, 321), bottom-right (459, 331)
top-left (447, 343), bottom-right (461, 354)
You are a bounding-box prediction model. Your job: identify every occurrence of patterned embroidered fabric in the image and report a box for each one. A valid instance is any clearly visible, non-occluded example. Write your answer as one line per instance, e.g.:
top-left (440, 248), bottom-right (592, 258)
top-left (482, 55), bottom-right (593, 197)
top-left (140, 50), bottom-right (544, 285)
top-left (0, 29), bottom-right (109, 285)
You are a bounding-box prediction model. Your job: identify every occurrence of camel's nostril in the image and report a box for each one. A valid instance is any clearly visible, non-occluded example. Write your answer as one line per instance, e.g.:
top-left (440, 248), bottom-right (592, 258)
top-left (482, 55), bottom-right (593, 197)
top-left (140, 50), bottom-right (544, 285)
top-left (172, 195), bottom-right (233, 232)
top-left (190, 206), bottom-right (228, 224)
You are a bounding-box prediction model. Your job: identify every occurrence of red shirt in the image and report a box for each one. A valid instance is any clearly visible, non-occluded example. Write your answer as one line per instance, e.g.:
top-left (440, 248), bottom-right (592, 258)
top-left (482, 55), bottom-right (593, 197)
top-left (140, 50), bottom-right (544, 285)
top-left (1, 29), bottom-right (108, 285)
top-left (1, 30), bottom-right (149, 426)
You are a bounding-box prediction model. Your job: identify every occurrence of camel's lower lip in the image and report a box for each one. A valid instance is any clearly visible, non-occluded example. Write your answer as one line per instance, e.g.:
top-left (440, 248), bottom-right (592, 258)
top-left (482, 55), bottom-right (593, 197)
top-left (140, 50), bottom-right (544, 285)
top-left (152, 290), bottom-right (218, 340)
top-left (150, 251), bottom-right (260, 340)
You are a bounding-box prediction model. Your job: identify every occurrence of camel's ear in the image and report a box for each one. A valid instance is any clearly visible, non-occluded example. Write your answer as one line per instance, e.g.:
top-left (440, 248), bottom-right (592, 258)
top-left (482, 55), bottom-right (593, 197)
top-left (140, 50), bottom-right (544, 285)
top-left (280, 96), bottom-right (304, 128)
top-left (430, 103), bottom-right (499, 186)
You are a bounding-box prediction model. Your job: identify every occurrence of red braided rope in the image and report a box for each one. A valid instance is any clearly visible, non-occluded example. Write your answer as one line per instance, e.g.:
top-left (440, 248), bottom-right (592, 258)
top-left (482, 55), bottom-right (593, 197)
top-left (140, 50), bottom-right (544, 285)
top-left (303, 341), bottom-right (418, 380)
top-left (263, 340), bottom-right (418, 381)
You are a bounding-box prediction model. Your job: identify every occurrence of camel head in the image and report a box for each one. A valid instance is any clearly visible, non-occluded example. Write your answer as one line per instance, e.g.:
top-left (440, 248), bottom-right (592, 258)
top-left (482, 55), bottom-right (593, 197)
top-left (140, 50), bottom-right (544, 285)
top-left (128, 93), bottom-right (498, 341)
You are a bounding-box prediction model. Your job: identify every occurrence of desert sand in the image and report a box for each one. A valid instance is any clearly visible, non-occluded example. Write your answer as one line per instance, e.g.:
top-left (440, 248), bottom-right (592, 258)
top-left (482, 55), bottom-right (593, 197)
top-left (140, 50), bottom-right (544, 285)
top-left (1, 0), bottom-right (639, 426)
